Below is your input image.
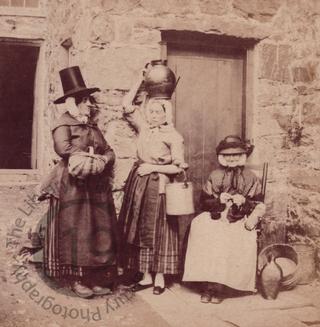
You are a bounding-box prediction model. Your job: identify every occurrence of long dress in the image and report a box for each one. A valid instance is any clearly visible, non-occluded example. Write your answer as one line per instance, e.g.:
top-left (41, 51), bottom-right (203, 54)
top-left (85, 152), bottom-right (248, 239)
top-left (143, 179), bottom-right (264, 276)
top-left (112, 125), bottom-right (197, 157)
top-left (40, 112), bottom-right (118, 280)
top-left (183, 166), bottom-right (262, 292)
top-left (118, 109), bottom-right (185, 275)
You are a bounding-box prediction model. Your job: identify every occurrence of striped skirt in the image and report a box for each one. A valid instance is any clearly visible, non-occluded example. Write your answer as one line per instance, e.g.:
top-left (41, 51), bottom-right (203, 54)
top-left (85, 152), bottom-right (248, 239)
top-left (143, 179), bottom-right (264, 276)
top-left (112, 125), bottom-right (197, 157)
top-left (43, 197), bottom-right (85, 278)
top-left (133, 195), bottom-right (179, 274)
top-left (44, 197), bottom-right (117, 279)
top-left (119, 167), bottom-right (180, 275)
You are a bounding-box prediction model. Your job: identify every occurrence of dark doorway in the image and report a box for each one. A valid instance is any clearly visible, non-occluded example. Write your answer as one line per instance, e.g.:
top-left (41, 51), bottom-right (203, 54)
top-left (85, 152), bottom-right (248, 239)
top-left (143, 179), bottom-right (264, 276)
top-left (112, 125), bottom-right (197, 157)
top-left (0, 42), bottom-right (39, 169)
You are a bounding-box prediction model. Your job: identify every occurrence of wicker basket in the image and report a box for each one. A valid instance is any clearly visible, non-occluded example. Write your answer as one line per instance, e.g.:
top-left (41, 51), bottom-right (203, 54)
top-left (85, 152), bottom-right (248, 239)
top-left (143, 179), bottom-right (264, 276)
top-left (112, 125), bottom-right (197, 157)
top-left (68, 146), bottom-right (105, 179)
top-left (292, 243), bottom-right (317, 285)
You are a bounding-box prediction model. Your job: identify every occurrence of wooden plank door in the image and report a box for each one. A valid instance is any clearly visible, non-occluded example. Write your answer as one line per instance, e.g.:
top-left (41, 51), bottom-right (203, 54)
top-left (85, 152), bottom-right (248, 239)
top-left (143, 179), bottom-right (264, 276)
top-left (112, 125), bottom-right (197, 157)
top-left (168, 45), bottom-right (246, 212)
top-left (167, 45), bottom-right (246, 259)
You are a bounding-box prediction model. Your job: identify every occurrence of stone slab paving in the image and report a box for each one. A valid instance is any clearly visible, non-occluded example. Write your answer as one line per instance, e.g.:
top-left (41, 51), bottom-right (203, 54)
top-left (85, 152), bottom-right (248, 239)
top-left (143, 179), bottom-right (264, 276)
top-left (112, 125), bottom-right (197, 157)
top-left (169, 283), bottom-right (313, 310)
top-left (138, 283), bottom-right (320, 327)
top-left (295, 283), bottom-right (320, 308)
top-left (137, 285), bottom-right (231, 327)
top-left (282, 306), bottom-right (320, 324)
top-left (0, 271), bottom-right (172, 327)
top-left (220, 310), bottom-right (307, 327)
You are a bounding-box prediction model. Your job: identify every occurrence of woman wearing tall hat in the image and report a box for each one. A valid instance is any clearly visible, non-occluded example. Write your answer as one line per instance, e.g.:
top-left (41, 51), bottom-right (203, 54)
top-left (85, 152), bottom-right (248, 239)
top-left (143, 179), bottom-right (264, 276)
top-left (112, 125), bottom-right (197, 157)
top-left (183, 135), bottom-right (266, 303)
top-left (118, 64), bottom-right (188, 295)
top-left (39, 66), bottom-right (118, 298)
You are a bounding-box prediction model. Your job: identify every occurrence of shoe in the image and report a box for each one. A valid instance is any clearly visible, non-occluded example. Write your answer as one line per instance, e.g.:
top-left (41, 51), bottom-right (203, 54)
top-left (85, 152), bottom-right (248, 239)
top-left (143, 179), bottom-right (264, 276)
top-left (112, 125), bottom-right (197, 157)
top-left (131, 283), bottom-right (153, 292)
top-left (153, 286), bottom-right (165, 295)
top-left (200, 293), bottom-right (211, 303)
top-left (210, 295), bottom-right (223, 304)
top-left (92, 286), bottom-right (113, 296)
top-left (71, 282), bottom-right (93, 298)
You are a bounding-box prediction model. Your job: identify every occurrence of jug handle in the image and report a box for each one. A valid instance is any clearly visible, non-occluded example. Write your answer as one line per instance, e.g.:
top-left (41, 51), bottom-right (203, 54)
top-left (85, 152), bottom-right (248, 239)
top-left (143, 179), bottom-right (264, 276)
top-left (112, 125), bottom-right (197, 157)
top-left (144, 62), bottom-right (152, 70)
top-left (171, 76), bottom-right (181, 95)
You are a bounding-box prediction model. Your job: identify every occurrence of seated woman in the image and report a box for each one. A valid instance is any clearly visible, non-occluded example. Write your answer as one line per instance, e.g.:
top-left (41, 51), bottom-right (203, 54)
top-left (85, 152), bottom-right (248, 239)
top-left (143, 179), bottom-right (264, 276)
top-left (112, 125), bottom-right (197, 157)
top-left (183, 135), bottom-right (266, 303)
top-left (118, 70), bottom-right (188, 295)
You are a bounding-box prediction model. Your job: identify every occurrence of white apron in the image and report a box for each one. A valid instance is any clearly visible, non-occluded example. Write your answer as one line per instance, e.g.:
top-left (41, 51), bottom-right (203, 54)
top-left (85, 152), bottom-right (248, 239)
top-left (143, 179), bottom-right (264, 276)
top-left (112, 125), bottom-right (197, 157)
top-left (183, 211), bottom-right (257, 292)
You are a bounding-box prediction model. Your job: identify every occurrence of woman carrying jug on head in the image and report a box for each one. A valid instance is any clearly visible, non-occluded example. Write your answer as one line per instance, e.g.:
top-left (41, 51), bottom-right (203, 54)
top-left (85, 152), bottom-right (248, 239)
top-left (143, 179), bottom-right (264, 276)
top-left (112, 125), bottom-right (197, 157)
top-left (118, 62), bottom-right (188, 295)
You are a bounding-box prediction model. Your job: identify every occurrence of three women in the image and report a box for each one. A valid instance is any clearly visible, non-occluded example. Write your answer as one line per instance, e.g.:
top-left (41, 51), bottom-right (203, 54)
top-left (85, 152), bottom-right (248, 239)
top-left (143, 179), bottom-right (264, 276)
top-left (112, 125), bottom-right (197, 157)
top-left (43, 65), bottom-right (265, 301)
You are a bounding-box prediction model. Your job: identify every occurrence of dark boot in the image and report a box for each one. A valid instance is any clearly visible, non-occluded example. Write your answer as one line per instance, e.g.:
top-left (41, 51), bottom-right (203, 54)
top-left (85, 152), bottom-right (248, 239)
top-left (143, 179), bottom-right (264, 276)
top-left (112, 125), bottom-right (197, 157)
top-left (200, 282), bottom-right (211, 303)
top-left (207, 282), bottom-right (223, 304)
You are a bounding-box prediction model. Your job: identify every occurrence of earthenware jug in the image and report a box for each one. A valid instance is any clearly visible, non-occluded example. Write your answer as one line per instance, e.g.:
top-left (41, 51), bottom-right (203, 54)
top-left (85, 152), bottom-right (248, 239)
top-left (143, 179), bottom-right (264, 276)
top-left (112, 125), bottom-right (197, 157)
top-left (258, 243), bottom-right (298, 290)
top-left (259, 253), bottom-right (283, 300)
top-left (144, 60), bottom-right (176, 99)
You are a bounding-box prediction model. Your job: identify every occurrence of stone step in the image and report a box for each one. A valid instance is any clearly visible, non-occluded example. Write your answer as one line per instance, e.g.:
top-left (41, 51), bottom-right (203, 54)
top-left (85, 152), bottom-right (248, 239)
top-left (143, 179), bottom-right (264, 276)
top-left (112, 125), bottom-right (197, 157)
top-left (137, 286), bottom-right (231, 327)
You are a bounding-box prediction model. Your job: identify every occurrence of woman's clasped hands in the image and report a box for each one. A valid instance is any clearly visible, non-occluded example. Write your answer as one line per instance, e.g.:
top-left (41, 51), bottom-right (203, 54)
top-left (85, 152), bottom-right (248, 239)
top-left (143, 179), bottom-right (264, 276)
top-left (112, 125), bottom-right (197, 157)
top-left (219, 192), bottom-right (246, 206)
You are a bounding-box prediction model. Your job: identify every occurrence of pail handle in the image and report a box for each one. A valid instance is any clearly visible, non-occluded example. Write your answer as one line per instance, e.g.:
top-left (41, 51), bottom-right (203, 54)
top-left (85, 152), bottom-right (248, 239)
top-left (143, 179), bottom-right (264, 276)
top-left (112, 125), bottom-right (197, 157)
top-left (181, 169), bottom-right (189, 188)
top-left (168, 168), bottom-right (190, 187)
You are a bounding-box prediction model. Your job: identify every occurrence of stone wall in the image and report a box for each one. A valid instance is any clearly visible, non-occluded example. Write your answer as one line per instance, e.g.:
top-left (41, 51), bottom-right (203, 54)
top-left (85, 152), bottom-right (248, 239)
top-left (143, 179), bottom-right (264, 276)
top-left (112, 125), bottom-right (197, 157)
top-left (43, 0), bottom-right (320, 259)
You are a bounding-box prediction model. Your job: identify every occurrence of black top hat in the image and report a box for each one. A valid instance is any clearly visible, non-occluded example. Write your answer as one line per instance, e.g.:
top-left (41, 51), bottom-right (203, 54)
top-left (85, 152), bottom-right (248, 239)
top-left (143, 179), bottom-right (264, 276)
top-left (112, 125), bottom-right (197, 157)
top-left (216, 135), bottom-right (254, 156)
top-left (54, 66), bottom-right (100, 104)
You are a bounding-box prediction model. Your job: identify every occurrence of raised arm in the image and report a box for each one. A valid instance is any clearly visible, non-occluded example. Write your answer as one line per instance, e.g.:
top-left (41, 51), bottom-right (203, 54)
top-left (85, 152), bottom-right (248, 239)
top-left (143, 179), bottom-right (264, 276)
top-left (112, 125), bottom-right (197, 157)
top-left (122, 72), bottom-right (144, 110)
top-left (122, 72), bottom-right (147, 131)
